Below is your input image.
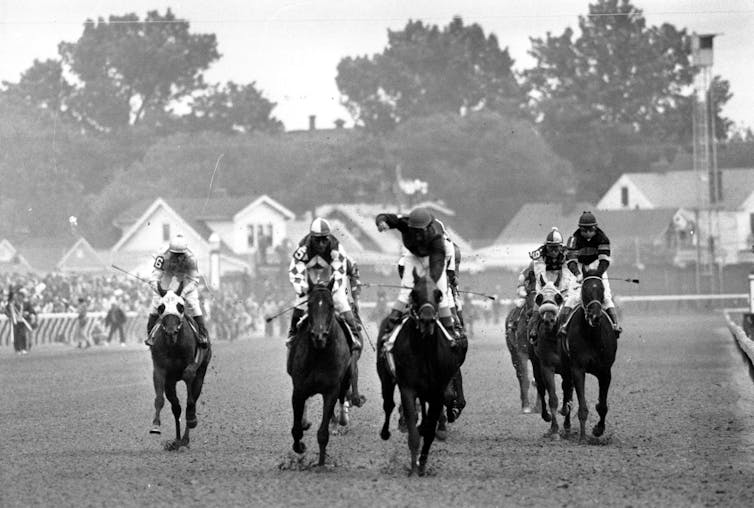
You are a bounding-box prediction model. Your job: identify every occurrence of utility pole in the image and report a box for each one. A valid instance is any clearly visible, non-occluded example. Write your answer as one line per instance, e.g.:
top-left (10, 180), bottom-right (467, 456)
top-left (691, 33), bottom-right (721, 293)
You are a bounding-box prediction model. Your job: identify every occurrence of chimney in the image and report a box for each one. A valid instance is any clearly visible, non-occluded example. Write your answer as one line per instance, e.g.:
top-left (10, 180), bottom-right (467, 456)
top-left (309, 115), bottom-right (316, 131)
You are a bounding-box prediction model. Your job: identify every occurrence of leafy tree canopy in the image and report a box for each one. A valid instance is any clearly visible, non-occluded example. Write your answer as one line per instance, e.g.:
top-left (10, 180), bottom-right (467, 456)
top-left (524, 0), bottom-right (733, 196)
top-left (3, 9), bottom-right (281, 134)
top-left (337, 16), bottom-right (524, 132)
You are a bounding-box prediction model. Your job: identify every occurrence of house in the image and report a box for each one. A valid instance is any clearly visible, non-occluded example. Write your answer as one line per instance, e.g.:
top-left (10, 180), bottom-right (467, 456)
top-left (0, 238), bottom-right (34, 273)
top-left (476, 203), bottom-right (688, 271)
top-left (110, 196), bottom-right (285, 276)
top-left (597, 168), bottom-right (754, 264)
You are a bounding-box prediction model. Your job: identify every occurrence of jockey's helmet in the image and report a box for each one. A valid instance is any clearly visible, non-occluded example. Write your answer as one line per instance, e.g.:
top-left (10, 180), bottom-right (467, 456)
top-left (169, 234), bottom-right (189, 254)
top-left (408, 207), bottom-right (433, 229)
top-left (545, 227), bottom-right (563, 246)
top-left (310, 217), bottom-right (331, 237)
top-left (578, 211), bottom-right (597, 228)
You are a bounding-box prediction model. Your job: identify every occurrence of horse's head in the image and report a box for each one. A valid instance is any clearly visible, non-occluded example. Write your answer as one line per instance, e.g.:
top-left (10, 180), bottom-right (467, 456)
top-left (157, 289), bottom-right (186, 344)
top-left (306, 274), bottom-right (335, 350)
top-left (581, 274), bottom-right (605, 328)
top-left (535, 274), bottom-right (564, 332)
top-left (409, 268), bottom-right (442, 337)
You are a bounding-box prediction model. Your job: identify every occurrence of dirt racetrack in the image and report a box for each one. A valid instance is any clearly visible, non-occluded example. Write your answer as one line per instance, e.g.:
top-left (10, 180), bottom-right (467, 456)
top-left (2, 311), bottom-right (754, 507)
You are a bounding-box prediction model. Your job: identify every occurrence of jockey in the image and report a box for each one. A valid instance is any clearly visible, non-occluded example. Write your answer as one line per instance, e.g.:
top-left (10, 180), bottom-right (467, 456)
top-left (375, 206), bottom-right (458, 341)
top-left (345, 255), bottom-right (362, 321)
top-left (526, 227), bottom-right (572, 342)
top-left (145, 234), bottom-right (209, 349)
top-left (560, 211), bottom-right (622, 336)
top-left (287, 217), bottom-right (363, 354)
top-left (509, 261), bottom-right (536, 335)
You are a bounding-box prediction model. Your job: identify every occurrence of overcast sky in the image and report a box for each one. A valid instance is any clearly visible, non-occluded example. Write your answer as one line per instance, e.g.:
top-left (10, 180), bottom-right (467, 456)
top-left (1, 0), bottom-right (752, 131)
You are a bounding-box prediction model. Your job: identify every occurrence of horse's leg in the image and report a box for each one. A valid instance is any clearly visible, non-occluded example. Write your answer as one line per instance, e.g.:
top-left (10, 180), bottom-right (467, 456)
top-left (400, 389), bottom-right (420, 476)
top-left (164, 380), bottom-right (182, 448)
top-left (291, 390), bottom-right (307, 454)
top-left (377, 354), bottom-right (396, 440)
top-left (436, 409), bottom-right (448, 441)
top-left (452, 369), bottom-right (466, 420)
top-left (337, 371), bottom-right (351, 427)
top-left (531, 354), bottom-right (550, 422)
top-left (350, 349), bottom-right (365, 407)
top-left (542, 364), bottom-right (559, 436)
top-left (318, 391), bottom-right (339, 467)
top-left (572, 366), bottom-right (589, 442)
top-left (418, 397), bottom-right (443, 476)
top-left (593, 371), bottom-right (611, 437)
top-left (186, 350), bottom-right (211, 431)
top-left (151, 368), bottom-right (166, 434)
top-left (560, 374), bottom-right (573, 432)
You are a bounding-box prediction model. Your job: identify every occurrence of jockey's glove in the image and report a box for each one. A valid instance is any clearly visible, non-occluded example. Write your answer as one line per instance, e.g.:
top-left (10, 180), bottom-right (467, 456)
top-left (149, 281), bottom-right (160, 294)
top-left (517, 286), bottom-right (527, 298)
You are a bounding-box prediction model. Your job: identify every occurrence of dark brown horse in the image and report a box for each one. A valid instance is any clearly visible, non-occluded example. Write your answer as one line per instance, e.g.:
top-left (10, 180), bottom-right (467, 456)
top-left (150, 288), bottom-right (212, 450)
top-left (532, 274), bottom-right (572, 436)
top-left (289, 278), bottom-right (352, 466)
top-left (377, 270), bottom-right (467, 476)
top-left (505, 291), bottom-right (543, 415)
top-left (563, 274), bottom-right (617, 441)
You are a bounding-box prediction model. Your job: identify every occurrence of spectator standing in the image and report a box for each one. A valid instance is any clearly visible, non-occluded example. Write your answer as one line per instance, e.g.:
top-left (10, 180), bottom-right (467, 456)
top-left (5, 287), bottom-right (38, 354)
top-left (73, 297), bottom-right (92, 349)
top-left (105, 300), bottom-right (127, 346)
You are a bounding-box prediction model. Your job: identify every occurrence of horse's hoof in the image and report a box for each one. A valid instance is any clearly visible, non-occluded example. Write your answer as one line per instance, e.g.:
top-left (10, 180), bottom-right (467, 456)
top-left (187, 418), bottom-right (198, 429)
top-left (521, 405), bottom-right (532, 414)
top-left (351, 394), bottom-right (367, 407)
top-left (149, 426), bottom-right (161, 435)
top-left (559, 401), bottom-right (572, 416)
top-left (436, 428), bottom-right (447, 441)
top-left (380, 429), bottom-right (391, 440)
top-left (541, 412), bottom-right (552, 423)
top-left (292, 441), bottom-right (306, 454)
top-left (592, 424), bottom-right (605, 437)
top-left (301, 420), bottom-right (312, 431)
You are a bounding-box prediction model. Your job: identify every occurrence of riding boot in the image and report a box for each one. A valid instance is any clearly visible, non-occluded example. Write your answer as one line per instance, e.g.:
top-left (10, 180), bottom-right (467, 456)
top-left (341, 311), bottom-right (363, 353)
top-left (456, 308), bottom-right (465, 328)
top-left (558, 306), bottom-right (573, 338)
top-left (144, 313), bottom-right (159, 347)
top-left (193, 315), bottom-right (210, 349)
top-left (439, 316), bottom-right (459, 346)
top-left (528, 310), bottom-right (540, 344)
top-left (605, 307), bottom-right (622, 337)
top-left (286, 308), bottom-right (305, 348)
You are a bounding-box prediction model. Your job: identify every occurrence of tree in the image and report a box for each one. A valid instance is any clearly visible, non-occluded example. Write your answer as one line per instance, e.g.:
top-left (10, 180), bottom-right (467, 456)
top-left (4, 9), bottom-right (219, 132)
top-left (184, 82), bottom-right (283, 133)
top-left (336, 16), bottom-right (524, 132)
top-left (386, 111), bottom-right (575, 238)
top-left (524, 0), bottom-right (733, 196)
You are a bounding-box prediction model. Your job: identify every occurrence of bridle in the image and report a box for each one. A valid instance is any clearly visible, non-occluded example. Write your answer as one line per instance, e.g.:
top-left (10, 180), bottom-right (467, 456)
top-left (581, 276), bottom-right (604, 310)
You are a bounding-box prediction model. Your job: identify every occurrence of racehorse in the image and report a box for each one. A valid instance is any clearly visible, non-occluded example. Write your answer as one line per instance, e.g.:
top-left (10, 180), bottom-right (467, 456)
top-left (150, 287), bottom-right (212, 450)
top-left (532, 274), bottom-right (572, 436)
top-left (289, 271), bottom-right (352, 466)
top-left (563, 274), bottom-right (617, 441)
top-left (505, 290), bottom-right (543, 415)
top-left (377, 269), bottom-right (468, 476)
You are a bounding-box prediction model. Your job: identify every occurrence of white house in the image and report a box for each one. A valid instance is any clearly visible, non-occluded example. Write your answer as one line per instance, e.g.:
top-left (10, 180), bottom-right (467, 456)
top-left (597, 168), bottom-right (754, 264)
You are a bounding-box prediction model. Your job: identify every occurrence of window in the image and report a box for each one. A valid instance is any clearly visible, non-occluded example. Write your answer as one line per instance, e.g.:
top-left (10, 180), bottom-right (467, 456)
top-left (621, 186), bottom-right (629, 207)
top-left (162, 224), bottom-right (170, 242)
top-left (247, 225), bottom-right (255, 247)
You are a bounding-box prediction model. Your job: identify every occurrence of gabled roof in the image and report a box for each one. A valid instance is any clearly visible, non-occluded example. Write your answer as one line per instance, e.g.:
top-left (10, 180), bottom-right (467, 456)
top-left (111, 198), bottom-right (208, 252)
top-left (619, 168), bottom-right (754, 209)
top-left (10, 236), bottom-right (79, 273)
top-left (493, 203), bottom-right (677, 246)
top-left (57, 237), bottom-right (107, 272)
top-left (233, 194), bottom-right (295, 221)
